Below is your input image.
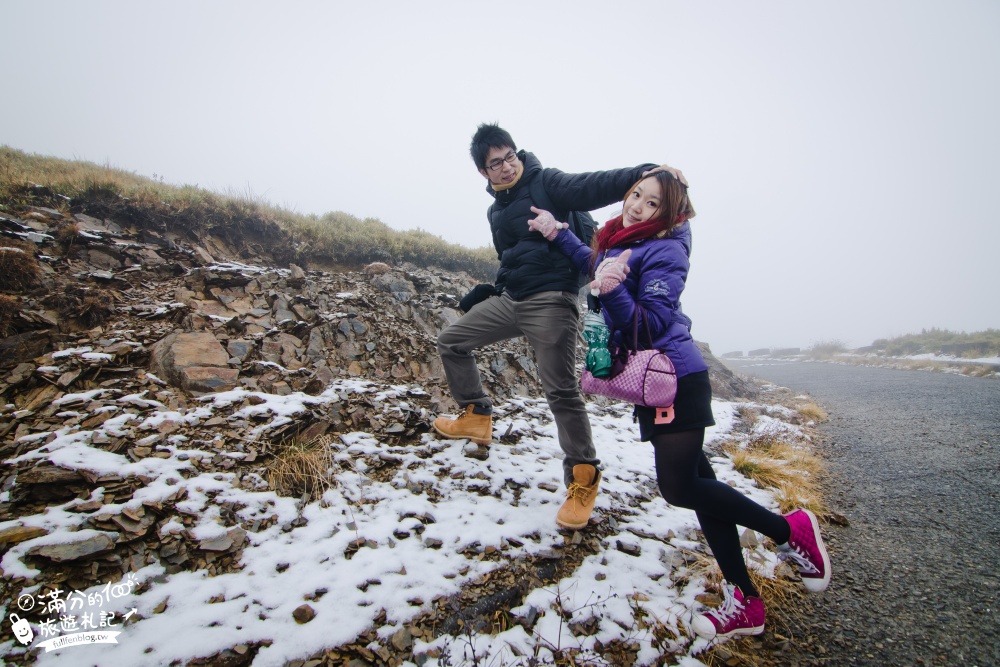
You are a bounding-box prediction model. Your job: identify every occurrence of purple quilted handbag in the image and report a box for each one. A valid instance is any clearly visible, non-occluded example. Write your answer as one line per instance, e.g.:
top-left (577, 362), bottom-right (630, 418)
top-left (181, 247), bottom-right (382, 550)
top-left (581, 349), bottom-right (677, 407)
top-left (579, 307), bottom-right (677, 407)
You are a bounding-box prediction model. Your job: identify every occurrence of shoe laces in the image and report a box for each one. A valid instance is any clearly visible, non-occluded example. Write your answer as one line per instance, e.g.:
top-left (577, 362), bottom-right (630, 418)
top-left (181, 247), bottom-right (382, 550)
top-left (779, 546), bottom-right (821, 575)
top-left (706, 586), bottom-right (744, 624)
top-left (566, 481), bottom-right (593, 503)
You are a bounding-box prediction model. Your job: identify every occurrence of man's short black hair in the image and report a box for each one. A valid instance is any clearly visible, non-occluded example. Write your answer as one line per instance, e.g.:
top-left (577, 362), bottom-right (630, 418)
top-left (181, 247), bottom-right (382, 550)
top-left (470, 123), bottom-right (517, 171)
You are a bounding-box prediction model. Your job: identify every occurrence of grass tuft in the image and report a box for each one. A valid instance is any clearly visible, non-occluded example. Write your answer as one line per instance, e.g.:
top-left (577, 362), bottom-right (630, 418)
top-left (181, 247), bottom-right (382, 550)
top-left (0, 294), bottom-right (21, 336)
top-left (805, 340), bottom-right (847, 359)
top-left (0, 239), bottom-right (41, 292)
top-left (795, 402), bottom-right (828, 423)
top-left (263, 434), bottom-right (337, 502)
top-left (55, 221), bottom-right (80, 251)
top-left (40, 286), bottom-right (117, 327)
top-left (724, 431), bottom-right (825, 515)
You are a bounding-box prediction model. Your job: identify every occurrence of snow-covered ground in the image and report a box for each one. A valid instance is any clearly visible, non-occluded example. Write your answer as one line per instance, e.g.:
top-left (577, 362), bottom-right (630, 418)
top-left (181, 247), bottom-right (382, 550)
top-left (893, 352), bottom-right (1000, 367)
top-left (0, 379), bottom-right (811, 666)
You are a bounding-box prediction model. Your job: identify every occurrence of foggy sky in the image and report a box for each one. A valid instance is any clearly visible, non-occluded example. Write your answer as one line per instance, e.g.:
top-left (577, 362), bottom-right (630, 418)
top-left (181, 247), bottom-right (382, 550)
top-left (2, 0), bottom-right (998, 354)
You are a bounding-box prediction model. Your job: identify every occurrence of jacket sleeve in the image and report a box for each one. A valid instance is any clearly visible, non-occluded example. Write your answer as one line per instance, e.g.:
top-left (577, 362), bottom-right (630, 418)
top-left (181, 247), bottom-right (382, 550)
top-left (600, 241), bottom-right (688, 348)
top-left (550, 226), bottom-right (596, 277)
top-left (487, 205), bottom-right (504, 260)
top-left (543, 164), bottom-right (658, 213)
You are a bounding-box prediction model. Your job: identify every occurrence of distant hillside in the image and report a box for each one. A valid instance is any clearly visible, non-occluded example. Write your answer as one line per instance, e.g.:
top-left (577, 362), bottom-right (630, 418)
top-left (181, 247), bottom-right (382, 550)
top-left (0, 145), bottom-right (499, 281)
top-left (722, 330), bottom-right (1000, 379)
top-left (724, 330), bottom-right (1000, 360)
top-left (866, 328), bottom-right (1000, 358)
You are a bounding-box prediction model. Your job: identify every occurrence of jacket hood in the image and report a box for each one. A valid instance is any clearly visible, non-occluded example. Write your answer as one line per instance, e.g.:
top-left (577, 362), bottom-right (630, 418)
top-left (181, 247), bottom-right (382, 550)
top-left (667, 221), bottom-right (692, 256)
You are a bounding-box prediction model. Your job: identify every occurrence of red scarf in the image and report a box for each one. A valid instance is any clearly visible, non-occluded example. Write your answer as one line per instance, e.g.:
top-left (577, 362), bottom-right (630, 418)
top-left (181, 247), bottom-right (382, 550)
top-left (595, 214), bottom-right (684, 254)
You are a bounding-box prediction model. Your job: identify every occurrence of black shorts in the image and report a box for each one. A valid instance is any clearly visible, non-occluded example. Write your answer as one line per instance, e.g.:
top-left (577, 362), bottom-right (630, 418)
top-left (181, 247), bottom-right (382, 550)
top-left (636, 370), bottom-right (715, 441)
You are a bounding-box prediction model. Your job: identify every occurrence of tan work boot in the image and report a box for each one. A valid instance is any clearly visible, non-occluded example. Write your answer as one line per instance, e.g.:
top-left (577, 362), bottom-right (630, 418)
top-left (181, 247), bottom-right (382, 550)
top-left (555, 464), bottom-right (601, 529)
top-left (432, 405), bottom-right (492, 445)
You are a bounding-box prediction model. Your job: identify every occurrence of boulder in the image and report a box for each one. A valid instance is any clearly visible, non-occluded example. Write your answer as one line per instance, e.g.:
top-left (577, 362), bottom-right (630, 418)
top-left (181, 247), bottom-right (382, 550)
top-left (149, 331), bottom-right (238, 394)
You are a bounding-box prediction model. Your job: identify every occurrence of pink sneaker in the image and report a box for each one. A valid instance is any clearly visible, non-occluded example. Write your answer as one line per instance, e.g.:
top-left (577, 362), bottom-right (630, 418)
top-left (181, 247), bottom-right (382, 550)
top-left (780, 509), bottom-right (831, 592)
top-left (691, 585), bottom-right (765, 641)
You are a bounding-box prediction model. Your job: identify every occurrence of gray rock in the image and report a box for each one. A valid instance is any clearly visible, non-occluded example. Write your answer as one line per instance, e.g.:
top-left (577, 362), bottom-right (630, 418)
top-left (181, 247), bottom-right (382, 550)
top-left (199, 527), bottom-right (247, 552)
top-left (27, 532), bottom-right (117, 562)
top-left (149, 331), bottom-right (238, 393)
top-left (192, 246), bottom-right (215, 265)
top-left (0, 524), bottom-right (49, 545)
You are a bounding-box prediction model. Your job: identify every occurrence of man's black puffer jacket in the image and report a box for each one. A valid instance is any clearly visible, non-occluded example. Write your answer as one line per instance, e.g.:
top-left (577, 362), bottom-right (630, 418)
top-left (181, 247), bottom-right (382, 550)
top-left (487, 151), bottom-right (657, 300)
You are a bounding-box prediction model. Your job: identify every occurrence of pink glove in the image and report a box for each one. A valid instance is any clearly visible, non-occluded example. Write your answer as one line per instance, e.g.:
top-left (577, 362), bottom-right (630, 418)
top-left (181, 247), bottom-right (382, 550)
top-left (591, 249), bottom-right (632, 296)
top-left (527, 206), bottom-right (568, 241)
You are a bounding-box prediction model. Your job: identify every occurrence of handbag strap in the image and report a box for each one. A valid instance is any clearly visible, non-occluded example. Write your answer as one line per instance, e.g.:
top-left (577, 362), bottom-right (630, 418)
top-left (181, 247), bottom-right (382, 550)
top-left (615, 304), bottom-right (671, 353)
top-left (633, 307), bottom-right (652, 351)
top-left (608, 306), bottom-right (652, 354)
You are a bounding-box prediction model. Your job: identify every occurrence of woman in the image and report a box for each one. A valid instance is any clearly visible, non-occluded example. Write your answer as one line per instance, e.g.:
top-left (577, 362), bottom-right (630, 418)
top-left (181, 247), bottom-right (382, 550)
top-left (527, 173), bottom-right (831, 642)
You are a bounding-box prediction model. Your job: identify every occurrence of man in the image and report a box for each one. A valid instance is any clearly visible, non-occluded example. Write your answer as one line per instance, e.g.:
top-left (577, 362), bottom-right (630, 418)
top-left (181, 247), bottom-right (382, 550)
top-left (433, 122), bottom-right (683, 529)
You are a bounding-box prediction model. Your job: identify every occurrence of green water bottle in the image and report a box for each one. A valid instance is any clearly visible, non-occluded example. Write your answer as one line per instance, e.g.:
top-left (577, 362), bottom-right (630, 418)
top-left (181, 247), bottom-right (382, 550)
top-left (582, 311), bottom-right (612, 378)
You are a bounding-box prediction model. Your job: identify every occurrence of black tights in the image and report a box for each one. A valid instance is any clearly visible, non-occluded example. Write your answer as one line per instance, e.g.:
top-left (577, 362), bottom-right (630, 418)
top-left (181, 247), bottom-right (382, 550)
top-left (652, 428), bottom-right (791, 598)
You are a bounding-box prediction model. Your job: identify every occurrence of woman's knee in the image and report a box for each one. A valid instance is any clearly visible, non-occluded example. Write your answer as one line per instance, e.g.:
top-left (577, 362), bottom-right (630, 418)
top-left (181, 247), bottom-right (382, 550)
top-left (657, 478), bottom-right (694, 508)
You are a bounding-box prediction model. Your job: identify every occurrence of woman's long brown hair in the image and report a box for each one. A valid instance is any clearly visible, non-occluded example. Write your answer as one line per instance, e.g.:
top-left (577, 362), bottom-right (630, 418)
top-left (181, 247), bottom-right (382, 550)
top-left (588, 172), bottom-right (696, 272)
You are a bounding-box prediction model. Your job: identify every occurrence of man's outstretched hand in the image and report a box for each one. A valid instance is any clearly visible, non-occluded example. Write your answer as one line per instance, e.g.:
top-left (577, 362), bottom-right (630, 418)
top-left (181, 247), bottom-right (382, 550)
top-left (642, 164), bottom-right (688, 186)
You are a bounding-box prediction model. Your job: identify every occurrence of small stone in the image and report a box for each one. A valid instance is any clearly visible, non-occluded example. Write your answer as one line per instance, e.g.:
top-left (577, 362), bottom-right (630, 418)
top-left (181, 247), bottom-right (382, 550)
top-left (390, 627), bottom-right (413, 651)
top-left (739, 528), bottom-right (760, 548)
top-left (616, 540), bottom-right (641, 557)
top-left (463, 443), bottom-right (489, 461)
top-left (292, 604), bottom-right (316, 624)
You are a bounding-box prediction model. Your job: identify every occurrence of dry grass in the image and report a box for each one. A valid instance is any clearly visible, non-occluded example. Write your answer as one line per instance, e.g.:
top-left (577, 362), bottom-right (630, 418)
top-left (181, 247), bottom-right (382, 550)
top-left (804, 340), bottom-right (847, 360)
top-left (1, 145), bottom-right (500, 281)
top-left (962, 364), bottom-right (997, 378)
top-left (263, 434), bottom-right (337, 502)
top-left (0, 294), bottom-right (21, 337)
top-left (723, 431), bottom-right (825, 515)
top-left (0, 239), bottom-right (41, 292)
top-left (734, 405), bottom-right (758, 434)
top-left (76, 293), bottom-right (116, 327)
top-left (55, 221), bottom-right (81, 251)
top-left (40, 286), bottom-right (117, 327)
top-left (874, 327), bottom-right (1000, 358)
top-left (795, 402), bottom-right (828, 423)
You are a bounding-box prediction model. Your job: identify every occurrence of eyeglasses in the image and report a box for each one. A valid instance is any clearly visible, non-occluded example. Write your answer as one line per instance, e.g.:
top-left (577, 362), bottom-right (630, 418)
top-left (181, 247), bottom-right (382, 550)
top-left (486, 150), bottom-right (518, 172)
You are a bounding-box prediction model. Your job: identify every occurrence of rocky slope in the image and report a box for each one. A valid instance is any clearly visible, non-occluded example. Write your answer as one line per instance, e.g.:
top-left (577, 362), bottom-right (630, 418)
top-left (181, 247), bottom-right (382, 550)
top-left (0, 194), bottom-right (772, 666)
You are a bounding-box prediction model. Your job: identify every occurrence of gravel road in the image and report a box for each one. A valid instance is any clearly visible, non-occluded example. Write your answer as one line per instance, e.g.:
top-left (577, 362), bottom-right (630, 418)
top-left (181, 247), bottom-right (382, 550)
top-left (727, 361), bottom-right (1000, 667)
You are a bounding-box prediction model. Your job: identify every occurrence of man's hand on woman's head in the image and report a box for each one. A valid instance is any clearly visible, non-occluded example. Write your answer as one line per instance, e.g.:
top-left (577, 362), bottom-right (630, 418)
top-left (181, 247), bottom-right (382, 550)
top-left (642, 164), bottom-right (688, 186)
top-left (591, 249), bottom-right (632, 296)
top-left (527, 207), bottom-right (568, 241)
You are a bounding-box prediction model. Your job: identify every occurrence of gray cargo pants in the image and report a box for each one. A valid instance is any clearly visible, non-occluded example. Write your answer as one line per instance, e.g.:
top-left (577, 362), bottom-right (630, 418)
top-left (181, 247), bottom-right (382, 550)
top-left (437, 290), bottom-right (598, 487)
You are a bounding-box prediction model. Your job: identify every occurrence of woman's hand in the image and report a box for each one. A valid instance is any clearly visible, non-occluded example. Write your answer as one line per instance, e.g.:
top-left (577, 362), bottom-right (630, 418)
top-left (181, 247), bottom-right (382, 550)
top-left (642, 164), bottom-right (688, 186)
top-left (591, 249), bottom-right (632, 296)
top-left (527, 206), bottom-right (568, 241)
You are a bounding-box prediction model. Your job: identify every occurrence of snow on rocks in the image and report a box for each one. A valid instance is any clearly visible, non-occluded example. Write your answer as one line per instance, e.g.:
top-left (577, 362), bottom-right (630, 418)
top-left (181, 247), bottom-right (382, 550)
top-left (0, 202), bottom-right (809, 666)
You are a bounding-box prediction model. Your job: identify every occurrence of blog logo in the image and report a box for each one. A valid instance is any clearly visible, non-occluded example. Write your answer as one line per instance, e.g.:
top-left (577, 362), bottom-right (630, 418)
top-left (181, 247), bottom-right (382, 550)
top-left (9, 613), bottom-right (34, 646)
